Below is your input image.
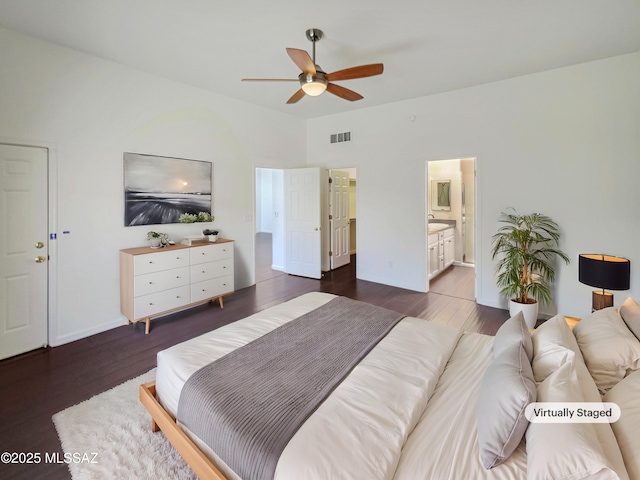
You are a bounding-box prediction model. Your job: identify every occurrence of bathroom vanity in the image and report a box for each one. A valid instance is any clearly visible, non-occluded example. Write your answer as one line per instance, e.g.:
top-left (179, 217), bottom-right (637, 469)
top-left (427, 223), bottom-right (455, 279)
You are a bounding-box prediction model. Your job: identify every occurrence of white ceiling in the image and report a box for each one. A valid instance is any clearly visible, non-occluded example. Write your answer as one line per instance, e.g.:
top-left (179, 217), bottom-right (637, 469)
top-left (1, 0), bottom-right (639, 119)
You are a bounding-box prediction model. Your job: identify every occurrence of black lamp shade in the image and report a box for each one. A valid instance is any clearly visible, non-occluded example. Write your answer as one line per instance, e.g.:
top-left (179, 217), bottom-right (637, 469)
top-left (579, 254), bottom-right (630, 290)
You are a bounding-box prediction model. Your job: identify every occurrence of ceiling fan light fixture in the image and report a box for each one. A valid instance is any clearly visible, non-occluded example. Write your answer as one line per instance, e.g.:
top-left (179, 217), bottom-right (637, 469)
top-left (300, 72), bottom-right (327, 96)
top-left (241, 28), bottom-right (383, 104)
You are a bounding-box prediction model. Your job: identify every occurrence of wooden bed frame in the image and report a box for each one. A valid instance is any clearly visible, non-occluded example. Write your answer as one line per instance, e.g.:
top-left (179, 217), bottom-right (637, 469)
top-left (139, 380), bottom-right (228, 480)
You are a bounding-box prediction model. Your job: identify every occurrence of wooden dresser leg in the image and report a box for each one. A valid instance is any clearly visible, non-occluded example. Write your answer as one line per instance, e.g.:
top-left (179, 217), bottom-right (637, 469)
top-left (145, 317), bottom-right (151, 335)
top-left (152, 419), bottom-right (160, 433)
top-left (218, 296), bottom-right (224, 309)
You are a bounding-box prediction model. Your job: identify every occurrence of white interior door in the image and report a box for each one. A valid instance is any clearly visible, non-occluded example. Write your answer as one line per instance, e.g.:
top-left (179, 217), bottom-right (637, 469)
top-left (330, 170), bottom-right (350, 270)
top-left (0, 144), bottom-right (48, 360)
top-left (284, 168), bottom-right (321, 279)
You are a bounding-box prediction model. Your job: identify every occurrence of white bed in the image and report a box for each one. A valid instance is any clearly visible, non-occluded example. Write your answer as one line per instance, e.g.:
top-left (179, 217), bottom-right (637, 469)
top-left (143, 292), bottom-right (640, 480)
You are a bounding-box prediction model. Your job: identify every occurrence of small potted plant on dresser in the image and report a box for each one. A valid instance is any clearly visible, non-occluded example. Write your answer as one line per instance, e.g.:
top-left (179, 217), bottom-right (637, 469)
top-left (147, 231), bottom-right (161, 248)
top-left (147, 231), bottom-right (169, 248)
top-left (203, 229), bottom-right (219, 242)
top-left (491, 209), bottom-right (570, 329)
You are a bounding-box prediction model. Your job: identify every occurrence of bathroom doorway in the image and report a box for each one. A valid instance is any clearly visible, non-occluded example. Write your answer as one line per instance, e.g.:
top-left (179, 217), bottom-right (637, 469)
top-left (426, 158), bottom-right (476, 300)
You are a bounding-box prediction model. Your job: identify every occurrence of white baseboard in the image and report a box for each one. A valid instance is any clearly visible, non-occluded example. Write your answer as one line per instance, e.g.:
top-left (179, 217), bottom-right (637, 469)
top-left (49, 318), bottom-right (126, 347)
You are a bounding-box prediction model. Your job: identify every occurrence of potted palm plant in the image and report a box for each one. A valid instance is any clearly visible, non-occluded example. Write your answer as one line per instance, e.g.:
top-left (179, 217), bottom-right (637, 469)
top-left (491, 209), bottom-right (570, 329)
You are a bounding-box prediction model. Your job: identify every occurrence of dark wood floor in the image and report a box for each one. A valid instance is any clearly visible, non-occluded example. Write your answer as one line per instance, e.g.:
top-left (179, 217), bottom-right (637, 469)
top-left (0, 238), bottom-right (506, 480)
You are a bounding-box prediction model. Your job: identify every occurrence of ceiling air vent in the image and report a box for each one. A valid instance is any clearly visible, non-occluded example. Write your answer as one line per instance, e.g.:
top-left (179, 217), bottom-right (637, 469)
top-left (330, 131), bottom-right (351, 144)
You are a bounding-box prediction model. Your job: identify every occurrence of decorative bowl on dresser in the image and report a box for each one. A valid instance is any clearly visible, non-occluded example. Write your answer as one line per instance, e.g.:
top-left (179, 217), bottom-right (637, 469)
top-left (119, 238), bottom-right (234, 334)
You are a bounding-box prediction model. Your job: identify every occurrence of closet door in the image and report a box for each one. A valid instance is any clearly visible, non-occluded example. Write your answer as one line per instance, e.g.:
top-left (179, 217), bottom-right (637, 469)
top-left (329, 170), bottom-right (350, 270)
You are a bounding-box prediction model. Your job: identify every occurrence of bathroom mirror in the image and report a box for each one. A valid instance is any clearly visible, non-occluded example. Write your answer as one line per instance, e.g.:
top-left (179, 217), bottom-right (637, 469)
top-left (431, 180), bottom-right (451, 211)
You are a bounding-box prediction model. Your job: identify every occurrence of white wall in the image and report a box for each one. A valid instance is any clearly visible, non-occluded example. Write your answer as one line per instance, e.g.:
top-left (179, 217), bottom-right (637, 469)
top-left (256, 168), bottom-right (274, 233)
top-left (270, 169), bottom-right (285, 271)
top-left (0, 27), bottom-right (306, 345)
top-left (308, 52), bottom-right (640, 318)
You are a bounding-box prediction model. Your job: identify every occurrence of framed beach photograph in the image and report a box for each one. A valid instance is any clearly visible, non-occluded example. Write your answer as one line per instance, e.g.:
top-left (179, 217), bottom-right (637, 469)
top-left (123, 153), bottom-right (212, 226)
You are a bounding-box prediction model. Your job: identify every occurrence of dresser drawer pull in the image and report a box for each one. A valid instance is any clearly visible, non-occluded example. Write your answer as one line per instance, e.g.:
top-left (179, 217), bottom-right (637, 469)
top-left (149, 302), bottom-right (154, 305)
top-left (202, 270), bottom-right (206, 273)
top-left (148, 281), bottom-right (153, 284)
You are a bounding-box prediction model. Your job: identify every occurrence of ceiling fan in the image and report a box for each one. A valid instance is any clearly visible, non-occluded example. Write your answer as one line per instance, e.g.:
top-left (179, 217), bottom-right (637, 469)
top-left (242, 28), bottom-right (384, 104)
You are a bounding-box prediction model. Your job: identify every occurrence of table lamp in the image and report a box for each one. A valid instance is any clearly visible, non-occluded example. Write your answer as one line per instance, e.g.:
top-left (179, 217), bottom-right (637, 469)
top-left (578, 254), bottom-right (630, 311)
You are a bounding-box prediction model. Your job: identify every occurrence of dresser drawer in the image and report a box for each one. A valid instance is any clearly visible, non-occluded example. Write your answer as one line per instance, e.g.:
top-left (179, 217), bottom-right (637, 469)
top-left (134, 250), bottom-right (190, 275)
top-left (134, 285), bottom-right (190, 320)
top-left (133, 266), bottom-right (190, 297)
top-left (190, 258), bottom-right (233, 283)
top-left (190, 243), bottom-right (234, 265)
top-left (191, 275), bottom-right (233, 303)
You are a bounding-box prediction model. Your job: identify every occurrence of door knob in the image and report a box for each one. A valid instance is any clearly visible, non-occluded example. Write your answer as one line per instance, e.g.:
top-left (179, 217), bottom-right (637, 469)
top-left (35, 241), bottom-right (44, 249)
top-left (35, 256), bottom-right (46, 263)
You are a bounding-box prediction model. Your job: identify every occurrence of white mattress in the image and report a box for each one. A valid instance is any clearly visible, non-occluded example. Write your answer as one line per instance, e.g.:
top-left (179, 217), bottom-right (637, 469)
top-left (155, 292), bottom-right (527, 480)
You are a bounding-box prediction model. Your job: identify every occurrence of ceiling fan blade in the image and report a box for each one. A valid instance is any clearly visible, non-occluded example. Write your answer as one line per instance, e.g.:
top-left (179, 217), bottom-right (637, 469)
top-left (286, 48), bottom-right (316, 75)
top-left (326, 83), bottom-right (364, 102)
top-left (241, 78), bottom-right (298, 82)
top-left (325, 63), bottom-right (384, 81)
top-left (286, 88), bottom-right (306, 104)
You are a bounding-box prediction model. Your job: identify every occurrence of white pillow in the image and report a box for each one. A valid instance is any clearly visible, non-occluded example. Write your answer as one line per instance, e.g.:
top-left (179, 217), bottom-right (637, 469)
top-left (526, 359), bottom-right (627, 480)
top-left (532, 317), bottom-right (629, 477)
top-left (619, 297), bottom-right (640, 341)
top-left (604, 369), bottom-right (640, 480)
top-left (531, 315), bottom-right (582, 383)
top-left (573, 308), bottom-right (640, 394)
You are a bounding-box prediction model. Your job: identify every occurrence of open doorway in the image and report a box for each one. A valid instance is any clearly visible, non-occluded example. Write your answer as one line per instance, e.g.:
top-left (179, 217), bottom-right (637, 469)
top-left (255, 166), bottom-right (357, 283)
top-left (255, 167), bottom-right (285, 283)
top-left (426, 158), bottom-right (476, 300)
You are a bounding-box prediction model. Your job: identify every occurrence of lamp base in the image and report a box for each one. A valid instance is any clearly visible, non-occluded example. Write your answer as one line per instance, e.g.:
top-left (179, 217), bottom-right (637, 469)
top-left (592, 291), bottom-right (614, 311)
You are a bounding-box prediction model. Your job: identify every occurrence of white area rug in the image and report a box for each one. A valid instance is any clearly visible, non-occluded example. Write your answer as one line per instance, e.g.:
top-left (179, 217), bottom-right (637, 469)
top-left (52, 369), bottom-right (197, 480)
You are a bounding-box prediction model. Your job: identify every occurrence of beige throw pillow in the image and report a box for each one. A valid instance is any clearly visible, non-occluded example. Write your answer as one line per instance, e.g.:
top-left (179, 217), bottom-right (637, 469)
top-left (493, 311), bottom-right (533, 362)
top-left (477, 343), bottom-right (536, 469)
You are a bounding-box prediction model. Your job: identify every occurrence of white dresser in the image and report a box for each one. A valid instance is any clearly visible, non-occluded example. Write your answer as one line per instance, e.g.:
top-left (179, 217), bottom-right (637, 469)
top-left (120, 239), bottom-right (234, 334)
